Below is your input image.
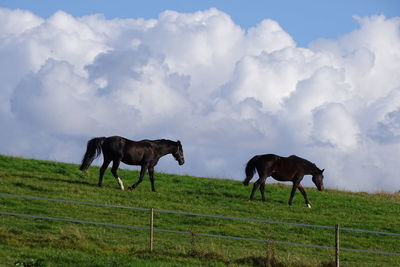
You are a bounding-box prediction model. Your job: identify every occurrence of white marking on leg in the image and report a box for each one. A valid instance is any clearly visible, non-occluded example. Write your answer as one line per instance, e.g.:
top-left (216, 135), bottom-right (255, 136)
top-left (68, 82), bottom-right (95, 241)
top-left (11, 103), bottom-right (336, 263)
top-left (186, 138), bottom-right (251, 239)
top-left (307, 204), bottom-right (312, 208)
top-left (117, 177), bottom-right (125, 190)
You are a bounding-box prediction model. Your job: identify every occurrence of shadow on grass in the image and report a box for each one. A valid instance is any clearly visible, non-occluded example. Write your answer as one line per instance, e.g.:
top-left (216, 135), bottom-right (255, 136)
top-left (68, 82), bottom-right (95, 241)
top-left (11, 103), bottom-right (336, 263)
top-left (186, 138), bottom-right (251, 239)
top-left (235, 255), bottom-right (285, 267)
top-left (132, 249), bottom-right (333, 267)
top-left (132, 249), bottom-right (230, 265)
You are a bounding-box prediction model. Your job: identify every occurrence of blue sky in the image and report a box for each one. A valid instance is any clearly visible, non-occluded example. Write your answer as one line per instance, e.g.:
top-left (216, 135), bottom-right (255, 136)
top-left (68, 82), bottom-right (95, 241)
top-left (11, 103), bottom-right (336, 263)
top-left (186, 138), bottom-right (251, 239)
top-left (1, 0), bottom-right (399, 47)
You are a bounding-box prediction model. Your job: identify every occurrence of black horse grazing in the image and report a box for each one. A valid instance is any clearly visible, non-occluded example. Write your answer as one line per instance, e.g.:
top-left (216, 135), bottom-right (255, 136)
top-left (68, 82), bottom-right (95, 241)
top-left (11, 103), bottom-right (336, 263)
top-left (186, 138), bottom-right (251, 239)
top-left (79, 136), bottom-right (184, 191)
top-left (243, 154), bottom-right (324, 208)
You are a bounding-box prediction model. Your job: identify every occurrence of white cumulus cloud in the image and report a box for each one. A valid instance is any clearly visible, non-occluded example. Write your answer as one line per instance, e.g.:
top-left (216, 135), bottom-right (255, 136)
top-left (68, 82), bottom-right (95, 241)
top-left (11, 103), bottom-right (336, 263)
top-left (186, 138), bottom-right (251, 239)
top-left (1, 8), bottom-right (400, 192)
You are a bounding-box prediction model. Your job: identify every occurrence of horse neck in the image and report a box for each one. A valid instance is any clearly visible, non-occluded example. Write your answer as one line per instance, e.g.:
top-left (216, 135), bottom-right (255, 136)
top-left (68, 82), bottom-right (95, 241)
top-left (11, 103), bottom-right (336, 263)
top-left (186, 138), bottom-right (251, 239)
top-left (153, 141), bottom-right (175, 157)
top-left (303, 160), bottom-right (318, 175)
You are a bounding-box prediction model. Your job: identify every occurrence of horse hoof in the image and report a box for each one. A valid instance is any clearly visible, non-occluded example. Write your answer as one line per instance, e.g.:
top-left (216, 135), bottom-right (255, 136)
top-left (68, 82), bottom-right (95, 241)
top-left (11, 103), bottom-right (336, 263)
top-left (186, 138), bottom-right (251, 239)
top-left (128, 187), bottom-right (133, 191)
top-left (307, 204), bottom-right (312, 208)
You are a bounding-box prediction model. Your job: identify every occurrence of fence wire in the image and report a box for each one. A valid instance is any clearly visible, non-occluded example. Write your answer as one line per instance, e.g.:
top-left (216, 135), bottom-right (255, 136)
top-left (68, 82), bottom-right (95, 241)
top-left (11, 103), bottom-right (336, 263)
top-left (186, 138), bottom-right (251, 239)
top-left (1, 193), bottom-right (399, 236)
top-left (1, 211), bottom-right (399, 256)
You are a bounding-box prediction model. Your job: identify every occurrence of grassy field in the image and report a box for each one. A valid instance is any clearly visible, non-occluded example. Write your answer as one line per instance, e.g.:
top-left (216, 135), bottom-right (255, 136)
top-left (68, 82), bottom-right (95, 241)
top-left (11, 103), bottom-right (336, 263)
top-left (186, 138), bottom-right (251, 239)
top-left (0, 154), bottom-right (399, 266)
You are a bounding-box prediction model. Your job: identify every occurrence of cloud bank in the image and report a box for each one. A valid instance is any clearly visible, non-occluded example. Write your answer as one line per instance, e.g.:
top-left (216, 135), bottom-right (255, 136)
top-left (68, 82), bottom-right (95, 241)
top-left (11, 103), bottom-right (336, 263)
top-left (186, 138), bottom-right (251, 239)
top-left (1, 8), bottom-right (400, 192)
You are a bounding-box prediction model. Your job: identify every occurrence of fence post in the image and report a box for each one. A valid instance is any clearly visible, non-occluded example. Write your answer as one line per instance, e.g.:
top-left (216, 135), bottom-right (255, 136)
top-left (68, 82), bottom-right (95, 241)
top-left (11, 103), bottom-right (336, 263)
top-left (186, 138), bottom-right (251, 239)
top-left (335, 224), bottom-right (340, 267)
top-left (150, 208), bottom-right (154, 252)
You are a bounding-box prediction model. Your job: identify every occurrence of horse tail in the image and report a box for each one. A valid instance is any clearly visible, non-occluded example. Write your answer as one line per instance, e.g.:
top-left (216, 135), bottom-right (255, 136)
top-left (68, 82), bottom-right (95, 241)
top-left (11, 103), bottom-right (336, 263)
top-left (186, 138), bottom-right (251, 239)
top-left (243, 155), bottom-right (259, 186)
top-left (79, 137), bottom-right (106, 171)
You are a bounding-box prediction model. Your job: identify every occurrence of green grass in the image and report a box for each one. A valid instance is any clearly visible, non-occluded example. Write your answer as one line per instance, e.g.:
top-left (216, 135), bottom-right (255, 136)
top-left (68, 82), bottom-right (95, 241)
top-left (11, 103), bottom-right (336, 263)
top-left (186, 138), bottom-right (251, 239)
top-left (0, 154), bottom-right (399, 266)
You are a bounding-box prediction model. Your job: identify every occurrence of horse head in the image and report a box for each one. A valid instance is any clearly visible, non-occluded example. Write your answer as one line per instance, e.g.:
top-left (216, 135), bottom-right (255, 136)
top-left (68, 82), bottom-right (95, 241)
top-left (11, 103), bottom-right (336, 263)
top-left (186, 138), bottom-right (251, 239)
top-left (312, 168), bottom-right (324, 191)
top-left (173, 140), bottom-right (185, 165)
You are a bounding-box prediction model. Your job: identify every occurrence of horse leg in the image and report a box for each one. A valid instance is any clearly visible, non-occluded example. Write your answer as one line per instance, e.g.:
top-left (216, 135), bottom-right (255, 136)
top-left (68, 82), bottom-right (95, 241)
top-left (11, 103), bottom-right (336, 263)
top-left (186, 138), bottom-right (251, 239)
top-left (259, 182), bottom-right (266, 202)
top-left (148, 166), bottom-right (156, 192)
top-left (98, 158), bottom-right (111, 187)
top-left (111, 160), bottom-right (124, 190)
top-left (257, 174), bottom-right (270, 202)
top-left (288, 182), bottom-right (298, 206)
top-left (250, 176), bottom-right (267, 201)
top-left (288, 174), bottom-right (305, 206)
top-left (128, 165), bottom-right (147, 190)
top-left (249, 170), bottom-right (268, 201)
top-left (249, 179), bottom-right (260, 201)
top-left (297, 184), bottom-right (311, 208)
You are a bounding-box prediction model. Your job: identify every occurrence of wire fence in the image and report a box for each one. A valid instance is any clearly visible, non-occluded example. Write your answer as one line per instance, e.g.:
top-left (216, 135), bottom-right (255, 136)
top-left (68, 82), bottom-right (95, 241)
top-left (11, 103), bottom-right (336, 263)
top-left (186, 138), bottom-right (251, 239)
top-left (1, 193), bottom-right (399, 236)
top-left (1, 192), bottom-right (399, 262)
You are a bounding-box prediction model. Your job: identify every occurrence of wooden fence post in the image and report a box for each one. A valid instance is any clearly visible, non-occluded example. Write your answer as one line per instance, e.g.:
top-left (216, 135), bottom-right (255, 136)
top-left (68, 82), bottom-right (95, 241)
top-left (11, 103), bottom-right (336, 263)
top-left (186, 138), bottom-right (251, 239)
top-left (150, 208), bottom-right (154, 252)
top-left (335, 224), bottom-right (340, 267)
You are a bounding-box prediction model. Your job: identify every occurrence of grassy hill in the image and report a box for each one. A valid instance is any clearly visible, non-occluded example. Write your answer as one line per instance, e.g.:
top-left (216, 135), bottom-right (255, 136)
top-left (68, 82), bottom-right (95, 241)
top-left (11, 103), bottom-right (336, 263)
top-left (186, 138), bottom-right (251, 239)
top-left (0, 155), bottom-right (399, 266)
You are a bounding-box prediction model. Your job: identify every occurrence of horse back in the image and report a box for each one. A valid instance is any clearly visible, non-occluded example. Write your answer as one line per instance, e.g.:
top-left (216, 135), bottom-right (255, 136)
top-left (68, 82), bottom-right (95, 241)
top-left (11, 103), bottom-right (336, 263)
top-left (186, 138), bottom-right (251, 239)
top-left (271, 155), bottom-right (307, 180)
top-left (257, 154), bottom-right (280, 163)
top-left (102, 136), bottom-right (126, 157)
top-left (121, 139), bottom-right (155, 165)
top-left (101, 136), bottom-right (154, 165)
top-left (253, 154), bottom-right (280, 174)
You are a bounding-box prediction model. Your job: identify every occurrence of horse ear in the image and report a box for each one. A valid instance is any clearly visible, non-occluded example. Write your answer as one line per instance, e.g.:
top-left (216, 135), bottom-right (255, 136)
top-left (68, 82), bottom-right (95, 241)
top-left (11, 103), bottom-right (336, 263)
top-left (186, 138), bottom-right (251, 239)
top-left (177, 140), bottom-right (181, 145)
top-left (321, 169), bottom-right (325, 173)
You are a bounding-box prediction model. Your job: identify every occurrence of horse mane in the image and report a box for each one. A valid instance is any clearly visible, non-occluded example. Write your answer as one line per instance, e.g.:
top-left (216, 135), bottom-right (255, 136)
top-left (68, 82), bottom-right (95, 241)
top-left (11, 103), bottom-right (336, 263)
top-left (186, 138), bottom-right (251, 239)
top-left (152, 139), bottom-right (176, 145)
top-left (142, 139), bottom-right (180, 148)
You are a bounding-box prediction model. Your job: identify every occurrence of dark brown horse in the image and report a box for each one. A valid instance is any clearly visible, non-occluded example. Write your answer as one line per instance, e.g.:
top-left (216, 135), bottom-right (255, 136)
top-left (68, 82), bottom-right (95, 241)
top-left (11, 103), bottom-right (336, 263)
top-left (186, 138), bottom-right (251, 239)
top-left (79, 136), bottom-right (184, 191)
top-left (243, 154), bottom-right (324, 208)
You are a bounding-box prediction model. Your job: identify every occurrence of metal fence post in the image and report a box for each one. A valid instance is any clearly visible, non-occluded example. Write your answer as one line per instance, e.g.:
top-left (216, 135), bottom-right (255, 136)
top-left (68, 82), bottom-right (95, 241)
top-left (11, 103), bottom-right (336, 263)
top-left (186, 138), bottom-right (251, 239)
top-left (335, 224), bottom-right (340, 267)
top-left (150, 208), bottom-right (154, 252)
